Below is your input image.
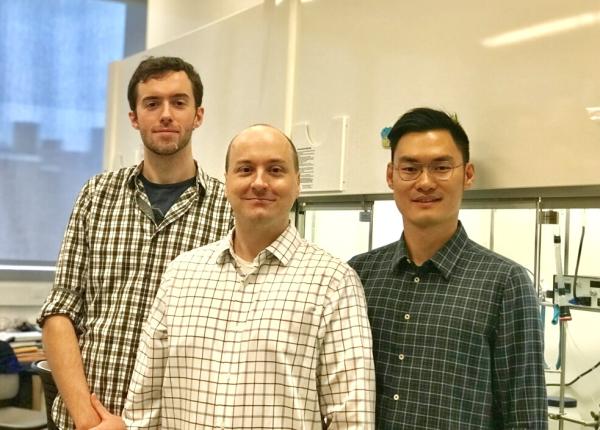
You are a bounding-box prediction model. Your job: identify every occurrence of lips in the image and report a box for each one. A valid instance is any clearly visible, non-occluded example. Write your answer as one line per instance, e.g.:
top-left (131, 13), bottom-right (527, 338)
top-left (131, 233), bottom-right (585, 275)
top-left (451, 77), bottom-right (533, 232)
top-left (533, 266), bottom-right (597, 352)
top-left (244, 197), bottom-right (276, 202)
top-left (154, 128), bottom-right (178, 134)
top-left (412, 196), bottom-right (441, 203)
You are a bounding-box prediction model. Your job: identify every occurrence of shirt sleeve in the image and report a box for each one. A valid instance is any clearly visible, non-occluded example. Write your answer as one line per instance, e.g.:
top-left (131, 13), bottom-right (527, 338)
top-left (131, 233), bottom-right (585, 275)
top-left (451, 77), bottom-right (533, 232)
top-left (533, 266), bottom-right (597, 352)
top-left (492, 265), bottom-right (548, 429)
top-left (318, 265), bottom-right (376, 429)
top-left (38, 177), bottom-right (94, 329)
top-left (121, 268), bottom-right (171, 429)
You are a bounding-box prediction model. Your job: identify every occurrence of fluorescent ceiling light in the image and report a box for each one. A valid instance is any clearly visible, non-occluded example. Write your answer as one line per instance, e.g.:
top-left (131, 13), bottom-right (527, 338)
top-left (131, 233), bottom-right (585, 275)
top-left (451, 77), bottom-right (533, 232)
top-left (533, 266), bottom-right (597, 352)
top-left (482, 11), bottom-right (600, 47)
top-left (275, 0), bottom-right (314, 5)
top-left (586, 107), bottom-right (600, 122)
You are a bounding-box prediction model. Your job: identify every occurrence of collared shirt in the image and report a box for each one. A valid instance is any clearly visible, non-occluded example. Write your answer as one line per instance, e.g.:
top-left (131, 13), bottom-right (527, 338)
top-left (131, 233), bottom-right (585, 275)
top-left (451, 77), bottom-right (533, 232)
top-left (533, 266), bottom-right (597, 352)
top-left (38, 164), bottom-right (232, 430)
top-left (349, 223), bottom-right (547, 430)
top-left (123, 224), bottom-right (376, 429)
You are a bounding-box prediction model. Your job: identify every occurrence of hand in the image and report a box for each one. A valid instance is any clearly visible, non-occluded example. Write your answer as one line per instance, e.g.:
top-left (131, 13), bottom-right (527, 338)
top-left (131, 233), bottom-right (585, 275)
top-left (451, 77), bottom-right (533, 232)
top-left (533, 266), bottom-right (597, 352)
top-left (89, 394), bottom-right (126, 430)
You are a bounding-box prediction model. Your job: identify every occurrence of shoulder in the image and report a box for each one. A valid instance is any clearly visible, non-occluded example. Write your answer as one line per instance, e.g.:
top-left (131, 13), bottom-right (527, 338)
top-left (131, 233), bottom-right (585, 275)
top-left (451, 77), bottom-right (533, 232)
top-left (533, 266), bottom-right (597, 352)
top-left (196, 170), bottom-right (230, 215)
top-left (463, 239), bottom-right (527, 273)
top-left (82, 166), bottom-right (134, 195)
top-left (459, 239), bottom-right (532, 288)
top-left (198, 169), bottom-right (226, 196)
top-left (205, 176), bottom-right (225, 193)
top-left (299, 240), bottom-right (353, 272)
top-left (348, 241), bottom-right (398, 272)
top-left (167, 238), bottom-right (226, 271)
top-left (70, 167), bottom-right (133, 212)
top-left (293, 239), bottom-right (360, 283)
top-left (292, 241), bottom-right (369, 306)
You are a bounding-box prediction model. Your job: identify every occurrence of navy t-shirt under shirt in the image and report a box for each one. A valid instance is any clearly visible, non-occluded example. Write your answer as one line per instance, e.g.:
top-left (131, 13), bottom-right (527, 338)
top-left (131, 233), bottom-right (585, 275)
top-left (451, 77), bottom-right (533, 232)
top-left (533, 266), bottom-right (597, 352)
top-left (140, 174), bottom-right (196, 224)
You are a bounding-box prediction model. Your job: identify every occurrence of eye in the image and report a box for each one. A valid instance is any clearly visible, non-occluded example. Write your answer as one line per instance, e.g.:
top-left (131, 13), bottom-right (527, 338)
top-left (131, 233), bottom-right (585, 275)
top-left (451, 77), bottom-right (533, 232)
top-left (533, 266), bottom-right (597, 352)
top-left (173, 98), bottom-right (188, 108)
top-left (144, 100), bottom-right (158, 109)
top-left (432, 163), bottom-right (453, 173)
top-left (269, 165), bottom-right (285, 175)
top-left (235, 165), bottom-right (253, 175)
top-left (399, 164), bottom-right (419, 174)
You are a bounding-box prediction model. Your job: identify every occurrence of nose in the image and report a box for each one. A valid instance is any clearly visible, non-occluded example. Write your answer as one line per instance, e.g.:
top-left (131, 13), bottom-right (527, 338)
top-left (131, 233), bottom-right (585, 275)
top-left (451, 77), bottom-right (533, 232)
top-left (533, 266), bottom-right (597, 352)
top-left (251, 169), bottom-right (268, 192)
top-left (159, 102), bottom-right (173, 124)
top-left (415, 167), bottom-right (436, 191)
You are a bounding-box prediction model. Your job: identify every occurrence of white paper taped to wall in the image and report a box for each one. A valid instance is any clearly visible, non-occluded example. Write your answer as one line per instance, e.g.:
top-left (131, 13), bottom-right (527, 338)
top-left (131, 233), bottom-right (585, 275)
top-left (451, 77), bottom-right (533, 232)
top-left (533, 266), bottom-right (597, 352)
top-left (291, 115), bottom-right (348, 193)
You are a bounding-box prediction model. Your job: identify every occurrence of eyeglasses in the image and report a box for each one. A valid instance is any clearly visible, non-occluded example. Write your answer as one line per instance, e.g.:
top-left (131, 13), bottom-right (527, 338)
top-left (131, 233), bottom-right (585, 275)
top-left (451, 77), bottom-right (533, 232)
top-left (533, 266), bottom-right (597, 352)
top-left (393, 161), bottom-right (463, 181)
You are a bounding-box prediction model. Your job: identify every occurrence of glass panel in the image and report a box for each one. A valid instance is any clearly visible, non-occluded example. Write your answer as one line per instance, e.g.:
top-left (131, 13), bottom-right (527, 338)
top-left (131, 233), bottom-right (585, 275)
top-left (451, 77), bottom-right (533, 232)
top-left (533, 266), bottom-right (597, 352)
top-left (303, 209), bottom-right (370, 262)
top-left (459, 209), bottom-right (491, 249)
top-left (372, 200), bottom-right (402, 249)
top-left (493, 209), bottom-right (536, 273)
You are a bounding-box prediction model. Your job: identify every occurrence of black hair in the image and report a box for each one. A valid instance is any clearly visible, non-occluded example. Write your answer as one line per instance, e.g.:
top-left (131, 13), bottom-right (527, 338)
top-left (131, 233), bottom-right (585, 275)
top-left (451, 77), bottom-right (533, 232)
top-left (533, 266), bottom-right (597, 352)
top-left (127, 56), bottom-right (203, 111)
top-left (388, 107), bottom-right (469, 163)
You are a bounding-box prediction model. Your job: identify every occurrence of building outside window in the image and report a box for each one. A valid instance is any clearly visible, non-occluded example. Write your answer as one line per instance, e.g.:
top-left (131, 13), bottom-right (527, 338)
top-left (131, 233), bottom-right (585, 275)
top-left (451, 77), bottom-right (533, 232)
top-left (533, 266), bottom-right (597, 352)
top-left (0, 0), bottom-right (145, 275)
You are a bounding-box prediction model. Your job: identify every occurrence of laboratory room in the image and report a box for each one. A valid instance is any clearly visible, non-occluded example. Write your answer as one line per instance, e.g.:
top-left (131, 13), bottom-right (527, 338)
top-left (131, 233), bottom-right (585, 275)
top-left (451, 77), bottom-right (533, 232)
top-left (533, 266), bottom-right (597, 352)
top-left (1, 0), bottom-right (599, 429)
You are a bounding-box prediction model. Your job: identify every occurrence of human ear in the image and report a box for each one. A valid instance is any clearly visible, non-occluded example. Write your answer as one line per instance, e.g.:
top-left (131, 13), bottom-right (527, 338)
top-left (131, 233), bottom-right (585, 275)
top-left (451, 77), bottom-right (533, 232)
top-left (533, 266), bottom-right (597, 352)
top-left (463, 163), bottom-right (475, 189)
top-left (386, 162), bottom-right (394, 190)
top-left (193, 107), bottom-right (204, 128)
top-left (128, 111), bottom-right (139, 130)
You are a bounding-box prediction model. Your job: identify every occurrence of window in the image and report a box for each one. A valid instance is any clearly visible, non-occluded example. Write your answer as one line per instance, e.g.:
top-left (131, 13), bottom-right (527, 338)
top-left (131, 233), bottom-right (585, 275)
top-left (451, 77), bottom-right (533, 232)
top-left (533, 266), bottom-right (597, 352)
top-left (0, 0), bottom-right (146, 277)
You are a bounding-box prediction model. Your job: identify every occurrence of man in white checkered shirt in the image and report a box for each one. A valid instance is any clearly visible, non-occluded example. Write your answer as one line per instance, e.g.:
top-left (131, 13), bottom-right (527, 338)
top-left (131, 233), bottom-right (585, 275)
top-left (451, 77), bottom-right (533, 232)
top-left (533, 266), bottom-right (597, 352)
top-left (90, 124), bottom-right (375, 429)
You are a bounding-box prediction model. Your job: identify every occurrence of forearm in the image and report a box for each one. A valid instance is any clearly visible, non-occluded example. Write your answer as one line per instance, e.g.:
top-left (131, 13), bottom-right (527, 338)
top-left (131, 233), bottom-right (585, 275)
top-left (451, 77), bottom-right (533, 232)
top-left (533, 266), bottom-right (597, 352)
top-left (43, 315), bottom-right (101, 429)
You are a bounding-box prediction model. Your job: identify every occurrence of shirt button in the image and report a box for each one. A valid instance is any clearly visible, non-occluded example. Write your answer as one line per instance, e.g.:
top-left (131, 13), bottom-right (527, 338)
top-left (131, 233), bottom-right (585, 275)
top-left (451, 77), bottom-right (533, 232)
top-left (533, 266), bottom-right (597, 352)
top-left (398, 353), bottom-right (405, 360)
top-left (393, 394), bottom-right (400, 401)
top-left (414, 276), bottom-right (420, 283)
top-left (404, 313), bottom-right (410, 320)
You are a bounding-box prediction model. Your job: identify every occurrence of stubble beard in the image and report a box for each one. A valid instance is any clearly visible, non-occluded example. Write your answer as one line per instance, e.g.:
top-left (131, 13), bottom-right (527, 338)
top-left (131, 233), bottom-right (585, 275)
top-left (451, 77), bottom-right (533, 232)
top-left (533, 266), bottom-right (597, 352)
top-left (142, 130), bottom-right (192, 156)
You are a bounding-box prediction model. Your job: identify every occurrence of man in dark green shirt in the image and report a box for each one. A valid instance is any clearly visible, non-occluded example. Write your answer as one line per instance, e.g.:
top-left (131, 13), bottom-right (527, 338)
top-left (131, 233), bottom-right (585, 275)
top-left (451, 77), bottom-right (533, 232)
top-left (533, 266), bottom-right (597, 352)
top-left (349, 107), bottom-right (547, 429)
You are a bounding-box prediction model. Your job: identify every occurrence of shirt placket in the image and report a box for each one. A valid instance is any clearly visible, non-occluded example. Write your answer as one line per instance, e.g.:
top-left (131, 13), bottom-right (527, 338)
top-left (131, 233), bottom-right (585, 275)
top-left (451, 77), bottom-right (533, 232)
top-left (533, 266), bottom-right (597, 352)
top-left (136, 191), bottom-right (159, 285)
top-left (216, 265), bottom-right (253, 429)
top-left (392, 263), bottom-right (419, 405)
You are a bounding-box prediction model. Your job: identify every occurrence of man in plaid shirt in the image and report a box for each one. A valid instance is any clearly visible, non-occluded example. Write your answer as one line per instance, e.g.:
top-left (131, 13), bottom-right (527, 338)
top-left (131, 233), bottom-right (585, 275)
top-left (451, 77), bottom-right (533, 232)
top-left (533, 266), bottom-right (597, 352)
top-left (38, 56), bottom-right (232, 430)
top-left (349, 107), bottom-right (547, 429)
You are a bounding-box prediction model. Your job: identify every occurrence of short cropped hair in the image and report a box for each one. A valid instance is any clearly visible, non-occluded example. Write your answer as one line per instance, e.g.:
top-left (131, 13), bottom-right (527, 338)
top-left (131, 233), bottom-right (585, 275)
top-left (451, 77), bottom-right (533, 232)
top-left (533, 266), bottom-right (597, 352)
top-left (127, 56), bottom-right (203, 111)
top-left (388, 107), bottom-right (470, 163)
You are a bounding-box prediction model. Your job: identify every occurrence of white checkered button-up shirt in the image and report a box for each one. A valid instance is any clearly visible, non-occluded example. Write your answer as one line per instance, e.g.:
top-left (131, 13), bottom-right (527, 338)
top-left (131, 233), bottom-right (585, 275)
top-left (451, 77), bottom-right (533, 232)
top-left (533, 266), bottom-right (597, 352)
top-left (123, 224), bottom-right (375, 429)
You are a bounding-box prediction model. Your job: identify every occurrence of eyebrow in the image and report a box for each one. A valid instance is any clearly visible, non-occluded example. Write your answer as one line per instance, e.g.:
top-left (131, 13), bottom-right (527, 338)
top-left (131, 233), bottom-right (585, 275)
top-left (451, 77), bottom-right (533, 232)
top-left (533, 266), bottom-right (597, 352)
top-left (233, 158), bottom-right (289, 165)
top-left (141, 93), bottom-right (191, 101)
top-left (397, 155), bottom-right (455, 163)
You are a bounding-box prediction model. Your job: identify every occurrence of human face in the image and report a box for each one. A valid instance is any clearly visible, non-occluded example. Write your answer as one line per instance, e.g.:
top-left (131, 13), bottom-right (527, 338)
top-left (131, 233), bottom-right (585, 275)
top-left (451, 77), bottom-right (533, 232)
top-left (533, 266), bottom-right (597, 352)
top-left (128, 71), bottom-right (203, 157)
top-left (387, 130), bottom-right (474, 234)
top-left (225, 126), bottom-right (300, 232)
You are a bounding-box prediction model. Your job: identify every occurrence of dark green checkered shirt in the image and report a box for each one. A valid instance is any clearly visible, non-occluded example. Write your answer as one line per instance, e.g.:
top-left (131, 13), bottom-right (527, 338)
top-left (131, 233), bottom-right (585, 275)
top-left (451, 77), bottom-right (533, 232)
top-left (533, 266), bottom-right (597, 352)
top-left (349, 222), bottom-right (547, 429)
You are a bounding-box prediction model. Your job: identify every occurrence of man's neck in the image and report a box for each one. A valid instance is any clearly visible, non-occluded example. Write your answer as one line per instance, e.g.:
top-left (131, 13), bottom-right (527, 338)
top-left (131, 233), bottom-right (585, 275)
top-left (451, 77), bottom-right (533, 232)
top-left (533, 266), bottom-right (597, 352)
top-left (142, 150), bottom-right (196, 184)
top-left (403, 221), bottom-right (459, 266)
top-left (233, 220), bottom-right (288, 261)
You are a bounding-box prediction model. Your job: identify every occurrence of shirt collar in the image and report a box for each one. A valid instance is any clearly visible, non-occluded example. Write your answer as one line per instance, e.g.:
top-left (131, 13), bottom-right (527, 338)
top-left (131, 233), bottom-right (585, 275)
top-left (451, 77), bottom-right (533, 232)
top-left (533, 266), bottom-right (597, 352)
top-left (126, 161), bottom-right (208, 197)
top-left (215, 223), bottom-right (302, 267)
top-left (393, 221), bottom-right (469, 280)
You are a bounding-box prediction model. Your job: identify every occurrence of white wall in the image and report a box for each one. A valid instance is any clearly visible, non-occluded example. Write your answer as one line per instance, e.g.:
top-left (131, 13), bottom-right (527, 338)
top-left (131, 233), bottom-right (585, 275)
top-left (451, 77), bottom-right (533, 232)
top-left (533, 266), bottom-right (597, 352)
top-left (135, 1), bottom-right (600, 195)
top-left (146, 0), bottom-right (262, 48)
